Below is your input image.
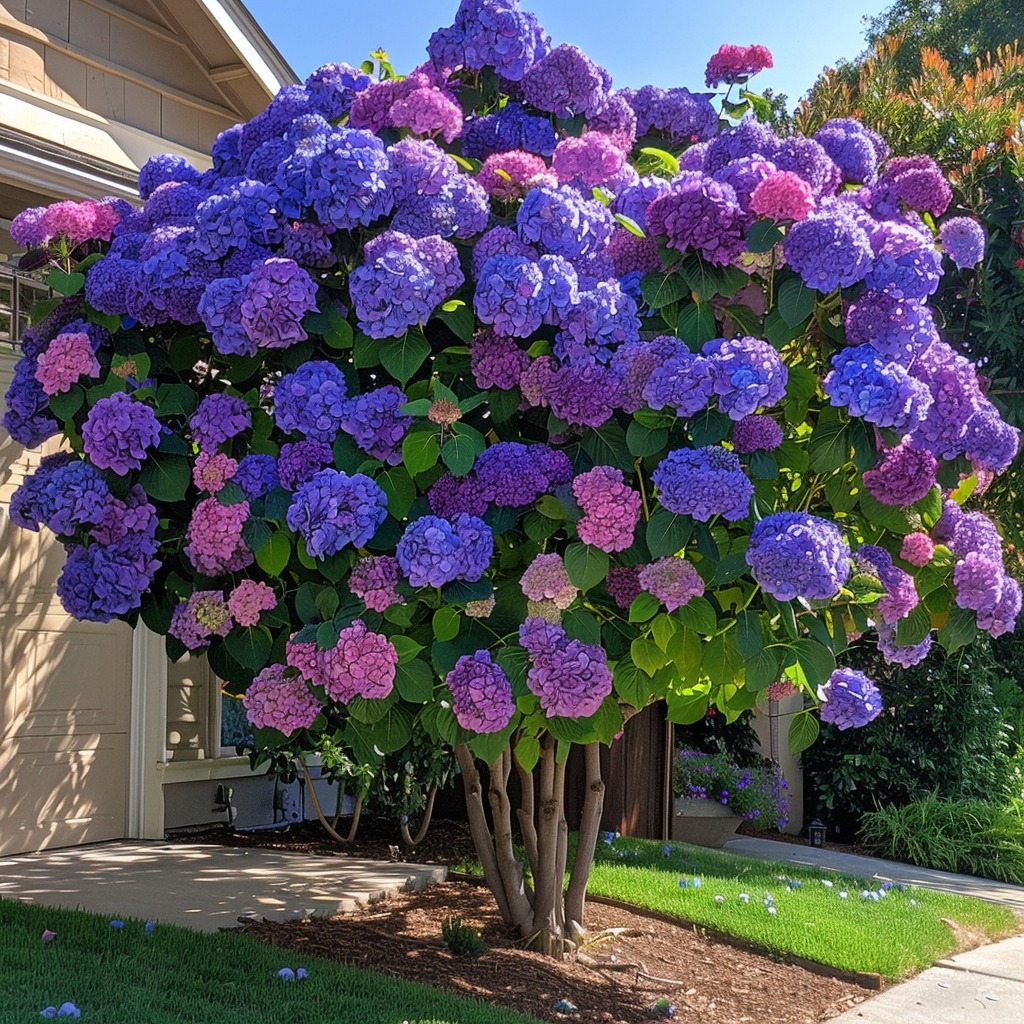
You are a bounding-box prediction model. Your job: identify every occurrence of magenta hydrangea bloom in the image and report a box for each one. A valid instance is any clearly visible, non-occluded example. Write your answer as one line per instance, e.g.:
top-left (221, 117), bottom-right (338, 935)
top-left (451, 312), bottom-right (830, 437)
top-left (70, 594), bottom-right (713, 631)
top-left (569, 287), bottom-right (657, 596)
top-left (477, 150), bottom-right (552, 199)
top-left (320, 620), bottom-right (398, 702)
top-left (34, 332), bottom-right (100, 395)
top-left (470, 330), bottom-right (530, 390)
top-left (185, 498), bottom-right (253, 576)
top-left (520, 553), bottom-right (578, 609)
top-left (900, 532), bottom-right (935, 567)
top-left (704, 43), bottom-right (773, 87)
top-left (552, 134), bottom-right (626, 187)
top-left (939, 217), bottom-right (986, 269)
top-left (733, 415), bottom-right (783, 453)
top-left (519, 617), bottom-right (613, 719)
top-left (639, 557), bottom-right (705, 612)
top-left (169, 590), bottom-right (233, 650)
top-left (652, 447), bottom-right (753, 522)
top-left (818, 668), bottom-right (883, 730)
top-left (572, 466), bottom-right (642, 553)
top-left (227, 580), bottom-right (277, 627)
top-left (862, 440), bottom-right (937, 507)
top-left (749, 171), bottom-right (815, 222)
top-left (81, 393), bottom-right (162, 475)
top-left (348, 555), bottom-right (403, 612)
top-left (243, 665), bottom-right (321, 736)
top-left (192, 451), bottom-right (238, 494)
top-left (746, 512), bottom-right (850, 601)
top-left (389, 83), bottom-right (463, 143)
top-left (446, 650), bottom-right (516, 733)
top-left (606, 565), bottom-right (643, 610)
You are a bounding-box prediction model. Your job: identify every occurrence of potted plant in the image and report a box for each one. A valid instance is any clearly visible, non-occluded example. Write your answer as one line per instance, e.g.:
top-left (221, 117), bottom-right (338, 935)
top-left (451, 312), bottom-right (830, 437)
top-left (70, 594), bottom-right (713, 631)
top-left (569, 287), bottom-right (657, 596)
top-left (672, 749), bottom-right (789, 847)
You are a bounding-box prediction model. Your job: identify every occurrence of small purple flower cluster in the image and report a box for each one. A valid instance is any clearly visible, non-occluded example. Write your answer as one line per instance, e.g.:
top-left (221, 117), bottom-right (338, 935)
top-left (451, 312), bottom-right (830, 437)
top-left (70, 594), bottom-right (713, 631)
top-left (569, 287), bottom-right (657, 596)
top-left (818, 668), bottom-right (883, 730)
top-left (519, 616), bottom-right (613, 718)
top-left (652, 447), bottom-right (754, 522)
top-left (446, 650), bottom-right (517, 733)
top-left (396, 514), bottom-right (493, 587)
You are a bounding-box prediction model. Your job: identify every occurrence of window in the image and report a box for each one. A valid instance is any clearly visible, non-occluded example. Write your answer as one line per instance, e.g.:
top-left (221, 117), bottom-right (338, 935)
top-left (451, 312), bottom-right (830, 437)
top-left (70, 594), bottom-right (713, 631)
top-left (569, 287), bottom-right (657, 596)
top-left (0, 264), bottom-right (52, 345)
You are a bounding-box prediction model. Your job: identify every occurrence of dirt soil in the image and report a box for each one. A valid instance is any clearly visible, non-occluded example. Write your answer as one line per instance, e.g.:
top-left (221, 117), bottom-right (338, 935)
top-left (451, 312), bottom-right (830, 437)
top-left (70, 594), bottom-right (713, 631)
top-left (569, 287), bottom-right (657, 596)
top-left (238, 880), bottom-right (869, 1024)
top-left (178, 820), bottom-right (872, 1022)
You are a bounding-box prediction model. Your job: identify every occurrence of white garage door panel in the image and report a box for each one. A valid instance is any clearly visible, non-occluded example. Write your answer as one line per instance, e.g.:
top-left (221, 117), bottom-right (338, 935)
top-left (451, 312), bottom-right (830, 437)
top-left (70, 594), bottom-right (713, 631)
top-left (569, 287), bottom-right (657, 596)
top-left (1, 621), bottom-right (131, 737)
top-left (0, 733), bottom-right (128, 855)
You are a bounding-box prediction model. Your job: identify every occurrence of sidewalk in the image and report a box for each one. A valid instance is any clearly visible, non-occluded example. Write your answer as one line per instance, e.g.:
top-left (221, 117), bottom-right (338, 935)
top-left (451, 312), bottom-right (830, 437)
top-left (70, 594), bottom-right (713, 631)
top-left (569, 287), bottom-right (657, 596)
top-left (723, 836), bottom-right (1024, 1023)
top-left (0, 841), bottom-right (447, 932)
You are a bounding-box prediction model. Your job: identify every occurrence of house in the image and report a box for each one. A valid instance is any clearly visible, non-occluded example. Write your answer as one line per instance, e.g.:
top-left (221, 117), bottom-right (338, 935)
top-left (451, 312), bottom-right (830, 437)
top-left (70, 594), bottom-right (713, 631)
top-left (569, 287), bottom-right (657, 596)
top-left (0, 0), bottom-right (321, 858)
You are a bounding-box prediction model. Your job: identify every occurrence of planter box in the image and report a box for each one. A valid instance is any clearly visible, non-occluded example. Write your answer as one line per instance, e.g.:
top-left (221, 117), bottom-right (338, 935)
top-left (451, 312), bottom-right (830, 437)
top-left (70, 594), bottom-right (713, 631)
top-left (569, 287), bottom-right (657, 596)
top-left (672, 797), bottom-right (741, 848)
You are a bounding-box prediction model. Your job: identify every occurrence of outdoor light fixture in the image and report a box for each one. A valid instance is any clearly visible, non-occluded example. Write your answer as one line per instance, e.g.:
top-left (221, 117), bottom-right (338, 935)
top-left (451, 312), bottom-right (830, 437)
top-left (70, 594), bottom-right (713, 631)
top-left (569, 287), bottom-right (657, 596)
top-left (808, 819), bottom-right (827, 848)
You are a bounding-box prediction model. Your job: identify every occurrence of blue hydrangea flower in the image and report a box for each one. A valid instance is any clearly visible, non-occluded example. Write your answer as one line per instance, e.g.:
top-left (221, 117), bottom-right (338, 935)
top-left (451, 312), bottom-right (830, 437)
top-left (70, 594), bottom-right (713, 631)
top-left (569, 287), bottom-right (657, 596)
top-left (651, 447), bottom-right (753, 522)
top-left (746, 512), bottom-right (851, 601)
top-left (517, 184), bottom-right (613, 260)
top-left (273, 361), bottom-right (348, 443)
top-left (285, 469), bottom-right (388, 556)
top-left (818, 668), bottom-right (883, 730)
top-left (824, 345), bottom-right (933, 432)
top-left (340, 386), bottom-right (412, 465)
top-left (702, 337), bottom-right (788, 419)
top-left (396, 514), bottom-right (494, 587)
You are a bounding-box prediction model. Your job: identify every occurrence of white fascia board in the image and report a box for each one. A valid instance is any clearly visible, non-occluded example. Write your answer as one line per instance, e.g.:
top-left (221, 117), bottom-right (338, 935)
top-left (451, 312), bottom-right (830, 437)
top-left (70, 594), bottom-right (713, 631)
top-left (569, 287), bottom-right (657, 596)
top-left (195, 0), bottom-right (299, 97)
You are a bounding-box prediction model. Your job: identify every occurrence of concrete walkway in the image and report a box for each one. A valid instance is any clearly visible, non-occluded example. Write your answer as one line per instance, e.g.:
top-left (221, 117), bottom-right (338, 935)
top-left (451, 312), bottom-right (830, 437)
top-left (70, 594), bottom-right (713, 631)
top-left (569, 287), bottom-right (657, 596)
top-left (0, 841), bottom-right (447, 932)
top-left (724, 836), bottom-right (1024, 911)
top-left (723, 836), bottom-right (1024, 1024)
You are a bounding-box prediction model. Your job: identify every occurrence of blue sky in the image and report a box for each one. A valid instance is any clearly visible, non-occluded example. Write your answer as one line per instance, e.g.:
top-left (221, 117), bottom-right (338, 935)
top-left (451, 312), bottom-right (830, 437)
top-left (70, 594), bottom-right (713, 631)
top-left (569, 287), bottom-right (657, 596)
top-left (244, 0), bottom-right (890, 106)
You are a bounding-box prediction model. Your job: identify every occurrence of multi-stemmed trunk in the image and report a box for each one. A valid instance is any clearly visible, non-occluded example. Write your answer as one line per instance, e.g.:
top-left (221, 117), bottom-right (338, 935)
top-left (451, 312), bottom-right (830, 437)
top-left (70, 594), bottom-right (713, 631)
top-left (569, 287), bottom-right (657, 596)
top-left (454, 736), bottom-right (606, 955)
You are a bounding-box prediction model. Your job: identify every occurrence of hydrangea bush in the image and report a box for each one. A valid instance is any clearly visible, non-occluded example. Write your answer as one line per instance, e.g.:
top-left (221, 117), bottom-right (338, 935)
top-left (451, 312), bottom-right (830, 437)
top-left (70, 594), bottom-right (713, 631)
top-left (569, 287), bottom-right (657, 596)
top-left (5, 0), bottom-right (1020, 952)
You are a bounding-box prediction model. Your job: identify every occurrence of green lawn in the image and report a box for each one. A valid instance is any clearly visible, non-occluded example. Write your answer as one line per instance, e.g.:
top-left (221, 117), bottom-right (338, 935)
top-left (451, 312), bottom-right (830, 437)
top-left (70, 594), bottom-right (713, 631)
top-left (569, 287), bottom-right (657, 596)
top-left (0, 899), bottom-right (542, 1024)
top-left (585, 836), bottom-right (1018, 979)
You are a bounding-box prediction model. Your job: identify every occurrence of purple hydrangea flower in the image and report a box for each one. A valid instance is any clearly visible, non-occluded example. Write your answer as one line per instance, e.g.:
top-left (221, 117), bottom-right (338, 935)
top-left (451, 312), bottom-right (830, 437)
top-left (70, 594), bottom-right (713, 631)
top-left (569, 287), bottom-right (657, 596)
top-left (963, 404), bottom-right (1021, 475)
top-left (520, 552), bottom-right (578, 608)
top-left (273, 361), bottom-right (348, 443)
top-left (169, 589), bottom-right (233, 650)
top-left (702, 337), bottom-right (788, 420)
top-left (519, 617), bottom-right (613, 718)
top-left (462, 102), bottom-right (557, 159)
top-left (824, 345), bottom-right (932, 432)
top-left (198, 275), bottom-right (253, 356)
top-left (428, 472), bottom-right (490, 518)
top-left (521, 43), bottom-right (608, 118)
top-left (277, 440), bottom-right (333, 491)
top-left (862, 440), bottom-right (937, 507)
top-left (57, 535), bottom-right (160, 623)
top-left (548, 361), bottom-right (622, 428)
top-left (746, 512), bottom-right (851, 601)
top-left (573, 465), bottom-right (642, 552)
top-left (646, 175), bottom-right (746, 265)
top-left (243, 664), bottom-right (321, 736)
top-left (8, 452), bottom-right (76, 531)
top-left (240, 258), bottom-right (317, 349)
top-left (818, 668), bottom-right (883, 730)
top-left (473, 441), bottom-right (570, 507)
top-left (446, 650), bottom-right (517, 733)
top-left (81, 393), bottom-right (161, 475)
top-left (652, 447), bottom-right (754, 522)
top-left (639, 557), bottom-right (705, 612)
top-left (396, 514), bottom-right (493, 587)
top-left (783, 207), bottom-right (873, 292)
top-left (305, 62), bottom-right (374, 119)
top-left (906, 341), bottom-right (984, 460)
top-left (733, 415), bottom-right (783, 452)
top-left (517, 184), bottom-right (613, 259)
top-left (41, 461), bottom-right (111, 535)
top-left (976, 576), bottom-right (1021, 639)
top-left (606, 565), bottom-right (643, 609)
top-left (939, 217), bottom-right (986, 269)
top-left (864, 222), bottom-right (943, 300)
top-left (286, 470), bottom-right (388, 556)
top-left (190, 394), bottom-right (252, 452)
top-left (307, 129), bottom-right (393, 230)
top-left (340, 386), bottom-right (412, 465)
top-left (233, 454), bottom-right (280, 500)
top-left (554, 281), bottom-right (640, 365)
top-left (813, 120), bottom-right (883, 184)
top-left (877, 625), bottom-right (932, 668)
top-left (844, 287), bottom-right (938, 365)
top-left (137, 153), bottom-right (200, 199)
top-left (856, 544), bottom-right (919, 624)
top-left (348, 555), bottom-right (403, 612)
top-left (470, 330), bottom-right (531, 390)
top-left (185, 498), bottom-right (252, 576)
top-left (622, 85), bottom-right (718, 145)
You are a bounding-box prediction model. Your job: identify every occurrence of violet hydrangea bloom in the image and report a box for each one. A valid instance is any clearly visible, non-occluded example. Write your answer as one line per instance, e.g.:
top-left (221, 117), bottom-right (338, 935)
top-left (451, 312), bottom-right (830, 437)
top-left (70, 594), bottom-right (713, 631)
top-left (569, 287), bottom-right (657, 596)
top-left (470, 330), bottom-right (530, 390)
top-left (856, 544), bottom-right (919, 624)
top-left (824, 345), bottom-right (932, 432)
top-left (190, 394), bottom-right (252, 452)
top-left (939, 217), bottom-right (986, 269)
top-left (462, 102), bottom-right (557, 159)
top-left (277, 440), bottom-right (333, 490)
top-left (622, 85), bottom-right (718, 145)
top-left (976, 576), bottom-right (1021, 639)
top-left (818, 668), bottom-right (883, 730)
top-left (642, 347), bottom-right (714, 418)
top-left (446, 651), bottom-right (516, 733)
top-left (192, 452), bottom-right (237, 494)
top-left (168, 590), bottom-right (233, 650)
top-left (733, 414), bottom-right (783, 452)
top-left (639, 557), bottom-right (705, 612)
top-left (8, 452), bottom-right (76, 531)
top-left (273, 361), bottom-right (348, 443)
top-left (286, 470), bottom-right (388, 556)
top-left (844, 287), bottom-right (938, 365)
top-left (862, 439), bottom-right (937, 507)
top-left (349, 555), bottom-right (404, 612)
top-left (57, 536), bottom-right (159, 623)
top-left (340, 386), bottom-right (412, 465)
top-left (240, 258), bottom-right (317, 349)
top-left (396, 514), bottom-right (493, 587)
top-left (521, 43), bottom-right (609, 118)
top-left (652, 447), bottom-right (754, 522)
top-left (474, 441), bottom-right (571, 507)
top-left (746, 512), bottom-right (851, 601)
top-left (572, 466), bottom-right (642, 553)
top-left (783, 206), bottom-right (873, 292)
top-left (40, 460), bottom-right (111, 535)
top-left (234, 454), bottom-right (279, 500)
top-left (307, 129), bottom-right (393, 230)
top-left (428, 472), bottom-right (490, 518)
top-left (647, 175), bottom-right (746, 265)
top-left (243, 665), bottom-right (321, 736)
top-left (864, 221), bottom-right (943, 300)
top-left (81, 392), bottom-right (161, 475)
top-left (477, 150), bottom-right (552, 199)
top-left (552, 134), bottom-right (626, 187)
top-left (548, 361), bottom-right (622, 428)
top-left (703, 336), bottom-right (788, 419)
top-left (517, 185), bottom-right (613, 259)
top-left (877, 625), bottom-right (932, 669)
top-left (606, 565), bottom-right (643, 609)
top-left (519, 617), bottom-right (613, 718)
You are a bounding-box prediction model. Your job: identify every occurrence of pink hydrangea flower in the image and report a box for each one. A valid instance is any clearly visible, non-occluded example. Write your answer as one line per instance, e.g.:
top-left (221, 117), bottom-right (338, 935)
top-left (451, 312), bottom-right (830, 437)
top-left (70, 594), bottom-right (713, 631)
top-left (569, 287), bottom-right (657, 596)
top-left (169, 590), bottom-right (232, 650)
top-left (520, 553), bottom-right (578, 610)
top-left (320, 620), bottom-right (399, 702)
top-left (766, 679), bottom-right (798, 701)
top-left (243, 664), bottom-right (322, 736)
top-left (192, 451), bottom-right (239, 494)
top-left (227, 580), bottom-right (277, 626)
top-left (705, 43), bottom-right (774, 88)
top-left (749, 171), bottom-right (816, 223)
top-left (900, 532), bottom-right (935, 567)
top-left (34, 332), bottom-right (100, 395)
top-left (11, 198), bottom-right (120, 247)
top-left (348, 555), bottom-right (403, 612)
top-left (477, 151), bottom-right (553, 199)
top-left (572, 465), bottom-right (642, 553)
top-left (389, 85), bottom-right (463, 142)
top-left (551, 133), bottom-right (626, 187)
top-left (184, 497), bottom-right (253, 575)
top-left (639, 557), bottom-right (705, 612)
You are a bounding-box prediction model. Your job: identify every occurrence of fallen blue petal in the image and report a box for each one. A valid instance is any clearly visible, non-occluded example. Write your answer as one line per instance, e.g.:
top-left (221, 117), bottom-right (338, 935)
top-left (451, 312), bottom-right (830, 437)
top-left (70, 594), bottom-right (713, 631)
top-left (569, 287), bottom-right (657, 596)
top-left (39, 1009), bottom-right (57, 1019)
top-left (145, 920), bottom-right (155, 935)
top-left (110, 920), bottom-right (124, 929)
top-left (296, 968), bottom-right (309, 980)
top-left (277, 968), bottom-right (296, 981)
top-left (57, 1005), bottom-right (81, 1019)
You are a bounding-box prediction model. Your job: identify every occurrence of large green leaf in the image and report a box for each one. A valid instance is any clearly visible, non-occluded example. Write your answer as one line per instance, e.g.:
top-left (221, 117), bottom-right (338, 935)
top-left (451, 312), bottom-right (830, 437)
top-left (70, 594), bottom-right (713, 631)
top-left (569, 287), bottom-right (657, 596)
top-left (626, 420), bottom-right (668, 457)
top-left (223, 626), bottom-right (272, 672)
top-left (808, 409), bottom-right (851, 472)
top-left (402, 428), bottom-right (440, 476)
top-left (640, 270), bottom-right (690, 309)
top-left (254, 532), bottom-right (291, 576)
top-left (788, 712), bottom-right (820, 755)
top-left (676, 301), bottom-right (718, 345)
top-left (377, 466), bottom-right (416, 519)
top-left (139, 454), bottom-right (190, 502)
top-left (746, 219), bottom-right (784, 253)
top-left (646, 509), bottom-right (693, 558)
top-left (441, 432), bottom-right (479, 476)
top-left (938, 605), bottom-right (976, 654)
top-left (777, 277), bottom-right (816, 327)
top-left (378, 331), bottom-right (431, 384)
top-left (564, 542), bottom-right (609, 591)
top-left (783, 638), bottom-right (836, 690)
top-left (394, 660), bottom-right (435, 703)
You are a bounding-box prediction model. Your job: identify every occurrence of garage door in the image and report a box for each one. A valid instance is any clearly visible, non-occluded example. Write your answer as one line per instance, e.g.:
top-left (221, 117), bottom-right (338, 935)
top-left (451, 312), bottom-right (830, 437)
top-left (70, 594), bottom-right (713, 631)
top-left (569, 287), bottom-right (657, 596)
top-left (0, 396), bottom-right (132, 856)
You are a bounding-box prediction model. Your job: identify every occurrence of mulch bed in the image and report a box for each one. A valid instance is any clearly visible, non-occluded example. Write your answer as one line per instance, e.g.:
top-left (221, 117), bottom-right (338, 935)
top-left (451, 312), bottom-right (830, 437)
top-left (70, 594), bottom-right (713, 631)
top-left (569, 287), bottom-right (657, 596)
top-left (177, 819), bottom-right (872, 1022)
top-left (237, 879), bottom-right (870, 1024)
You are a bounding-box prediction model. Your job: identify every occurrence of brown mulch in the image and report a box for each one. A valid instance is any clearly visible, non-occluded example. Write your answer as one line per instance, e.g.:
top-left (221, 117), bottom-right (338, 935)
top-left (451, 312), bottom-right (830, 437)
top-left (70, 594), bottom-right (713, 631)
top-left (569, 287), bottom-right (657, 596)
top-left (237, 879), bottom-right (871, 1024)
